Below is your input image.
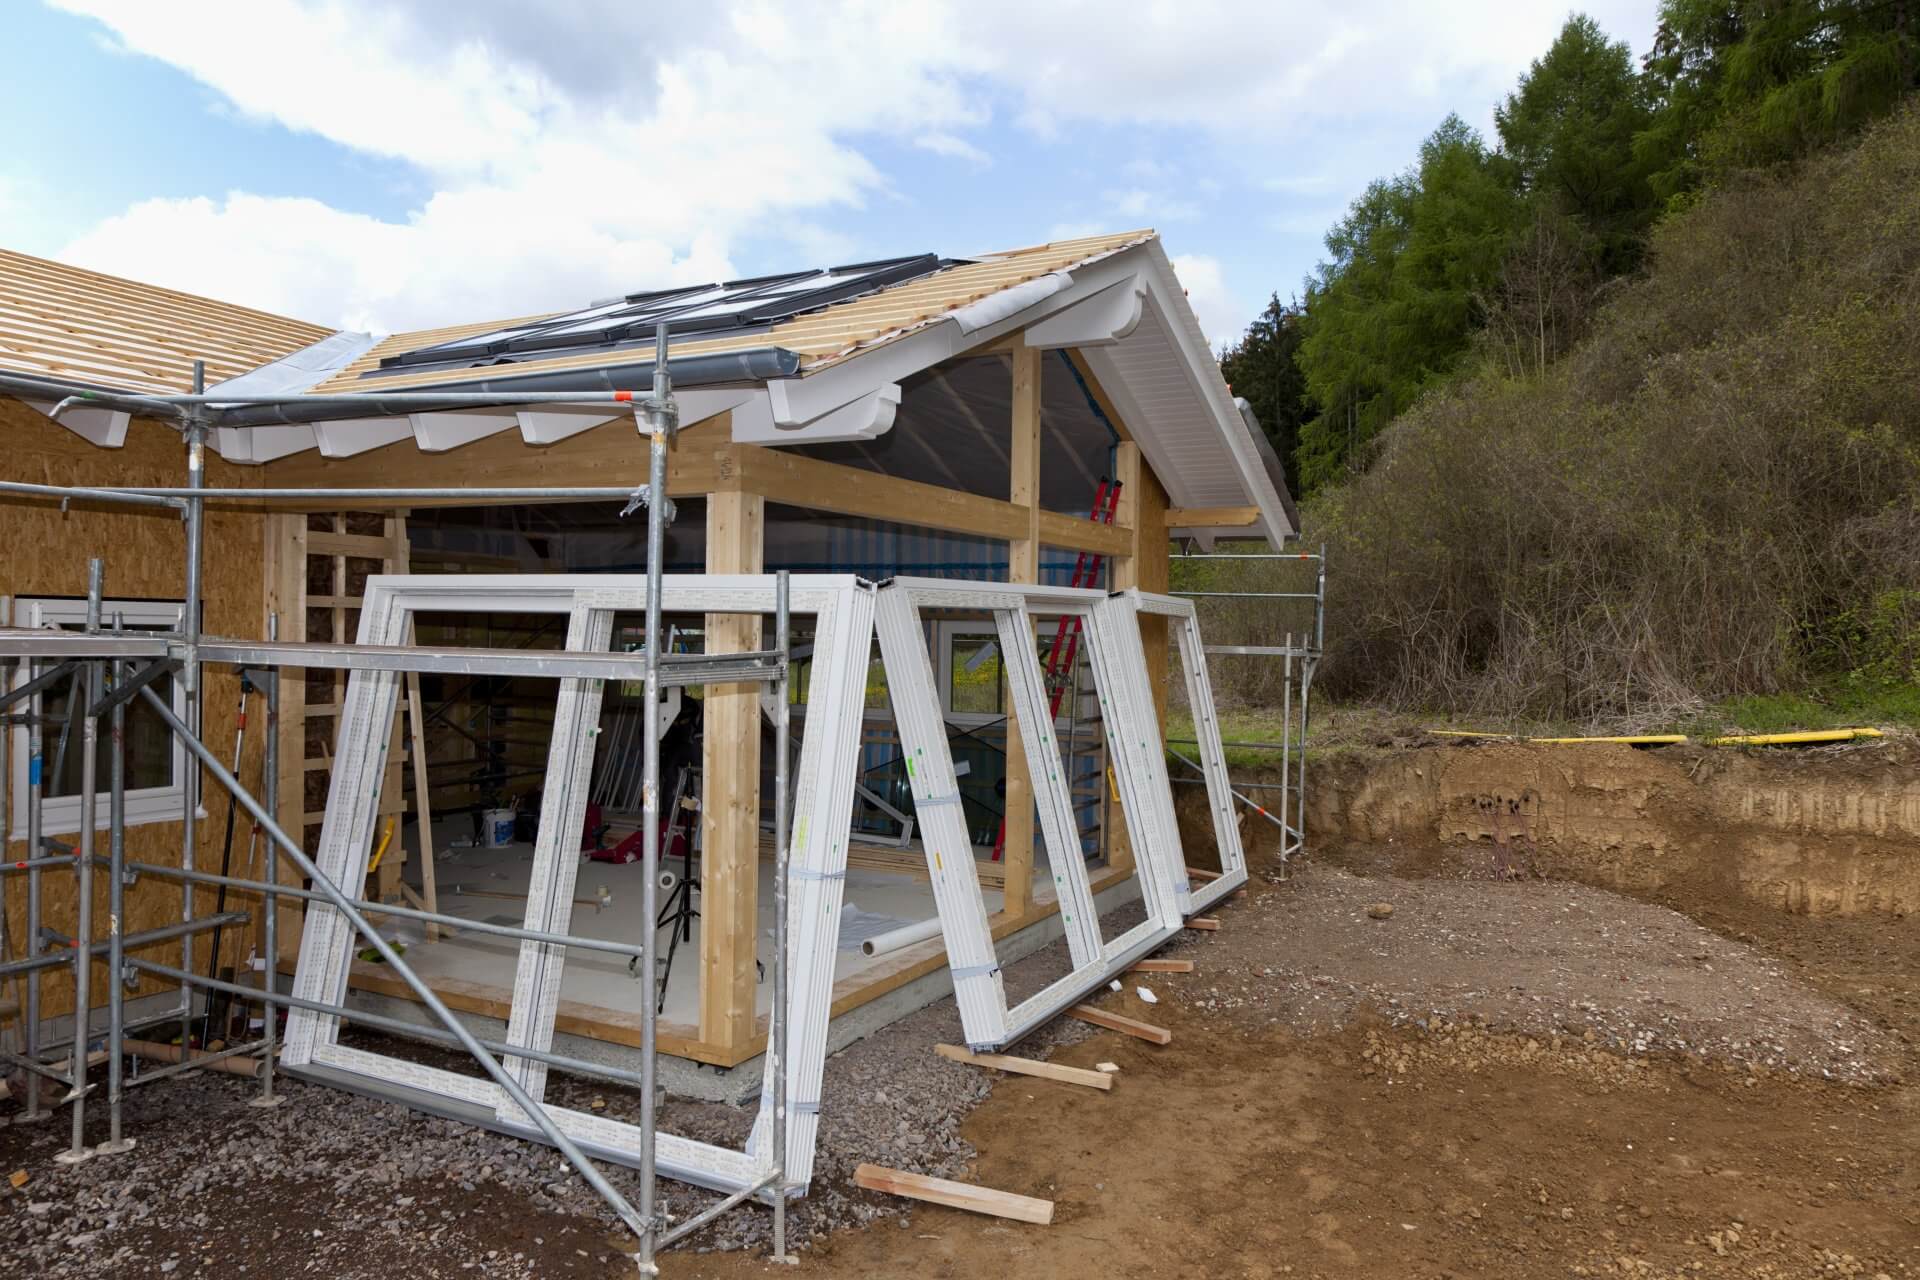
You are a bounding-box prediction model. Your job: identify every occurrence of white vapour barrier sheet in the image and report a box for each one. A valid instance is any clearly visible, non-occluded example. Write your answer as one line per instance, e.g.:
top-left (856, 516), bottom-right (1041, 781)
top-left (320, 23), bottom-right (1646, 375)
top-left (282, 574), bottom-right (875, 1195)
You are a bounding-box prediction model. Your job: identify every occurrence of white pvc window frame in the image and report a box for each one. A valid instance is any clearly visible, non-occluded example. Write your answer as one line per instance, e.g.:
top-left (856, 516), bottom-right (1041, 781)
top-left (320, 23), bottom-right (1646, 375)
top-left (1131, 589), bottom-right (1249, 913)
top-left (6, 596), bottom-right (191, 839)
top-left (872, 579), bottom-right (1190, 1050)
top-left (281, 574), bottom-right (875, 1196)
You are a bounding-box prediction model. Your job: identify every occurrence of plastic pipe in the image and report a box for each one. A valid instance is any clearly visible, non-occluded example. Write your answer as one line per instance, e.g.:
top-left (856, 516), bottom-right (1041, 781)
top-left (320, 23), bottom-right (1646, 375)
top-left (860, 915), bottom-right (945, 958)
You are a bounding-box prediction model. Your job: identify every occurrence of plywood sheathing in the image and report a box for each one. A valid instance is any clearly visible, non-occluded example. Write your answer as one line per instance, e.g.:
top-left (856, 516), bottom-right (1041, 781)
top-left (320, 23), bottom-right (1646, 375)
top-left (0, 397), bottom-right (268, 1019)
top-left (0, 249), bottom-right (332, 394)
top-left (308, 231), bottom-right (1156, 395)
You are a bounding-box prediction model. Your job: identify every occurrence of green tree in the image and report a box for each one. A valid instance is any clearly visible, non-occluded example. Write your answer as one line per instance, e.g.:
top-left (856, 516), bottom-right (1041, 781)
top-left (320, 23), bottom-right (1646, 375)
top-left (1295, 116), bottom-right (1522, 493)
top-left (1640, 0), bottom-right (1920, 201)
top-left (1496, 13), bottom-right (1659, 272)
top-left (1218, 295), bottom-right (1310, 495)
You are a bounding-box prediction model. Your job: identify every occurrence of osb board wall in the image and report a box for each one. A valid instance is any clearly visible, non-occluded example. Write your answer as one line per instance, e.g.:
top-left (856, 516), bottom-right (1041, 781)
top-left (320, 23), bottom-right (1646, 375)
top-left (0, 398), bottom-right (267, 1020)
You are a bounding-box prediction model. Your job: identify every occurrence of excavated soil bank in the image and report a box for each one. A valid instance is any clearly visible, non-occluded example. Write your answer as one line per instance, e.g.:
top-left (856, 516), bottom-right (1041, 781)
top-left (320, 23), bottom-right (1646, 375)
top-left (1291, 737), bottom-right (1920, 917)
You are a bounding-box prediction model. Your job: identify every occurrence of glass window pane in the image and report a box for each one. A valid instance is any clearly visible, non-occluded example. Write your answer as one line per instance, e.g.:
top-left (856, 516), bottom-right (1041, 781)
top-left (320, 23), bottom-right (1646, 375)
top-left (948, 639), bottom-right (1002, 715)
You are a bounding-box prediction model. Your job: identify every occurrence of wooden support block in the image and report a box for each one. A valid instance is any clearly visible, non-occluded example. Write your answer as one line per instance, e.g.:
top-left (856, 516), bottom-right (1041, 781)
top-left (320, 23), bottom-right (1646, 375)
top-left (934, 1043), bottom-right (1113, 1091)
top-left (123, 1039), bottom-right (263, 1080)
top-left (1184, 916), bottom-right (1222, 932)
top-left (1185, 865), bottom-right (1221, 882)
top-left (1068, 1004), bottom-right (1172, 1045)
top-left (1129, 958), bottom-right (1194, 974)
top-left (853, 1163), bottom-right (1055, 1225)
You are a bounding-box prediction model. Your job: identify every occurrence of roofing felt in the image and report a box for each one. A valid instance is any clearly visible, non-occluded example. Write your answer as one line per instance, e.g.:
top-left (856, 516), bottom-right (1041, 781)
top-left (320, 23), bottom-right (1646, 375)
top-left (312, 229), bottom-right (1154, 394)
top-left (0, 248), bottom-right (335, 395)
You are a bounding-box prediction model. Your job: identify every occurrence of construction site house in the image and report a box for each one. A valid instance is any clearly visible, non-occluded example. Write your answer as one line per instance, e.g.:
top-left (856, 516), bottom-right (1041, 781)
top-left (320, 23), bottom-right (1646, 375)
top-left (0, 231), bottom-right (1295, 1075)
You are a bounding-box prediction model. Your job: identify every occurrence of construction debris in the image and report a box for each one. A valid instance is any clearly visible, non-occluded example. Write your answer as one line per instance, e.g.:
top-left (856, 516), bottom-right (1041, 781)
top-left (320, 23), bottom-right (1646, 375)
top-left (852, 1164), bottom-right (1054, 1225)
top-left (1068, 1005), bottom-right (1172, 1045)
top-left (933, 1044), bottom-right (1113, 1092)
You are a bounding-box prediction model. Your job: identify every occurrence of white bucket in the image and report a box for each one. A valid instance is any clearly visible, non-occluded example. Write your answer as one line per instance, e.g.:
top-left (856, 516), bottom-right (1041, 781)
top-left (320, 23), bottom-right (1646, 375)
top-left (483, 808), bottom-right (516, 848)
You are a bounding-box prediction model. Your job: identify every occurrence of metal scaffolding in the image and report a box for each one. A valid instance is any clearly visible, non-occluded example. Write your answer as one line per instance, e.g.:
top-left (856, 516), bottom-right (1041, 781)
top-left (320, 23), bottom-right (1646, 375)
top-left (1165, 546), bottom-right (1325, 867)
top-left (0, 329), bottom-right (793, 1274)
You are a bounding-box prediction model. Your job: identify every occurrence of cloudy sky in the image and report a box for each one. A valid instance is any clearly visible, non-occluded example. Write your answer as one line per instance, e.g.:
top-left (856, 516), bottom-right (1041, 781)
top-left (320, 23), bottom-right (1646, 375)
top-left (3, 1), bottom-right (1660, 348)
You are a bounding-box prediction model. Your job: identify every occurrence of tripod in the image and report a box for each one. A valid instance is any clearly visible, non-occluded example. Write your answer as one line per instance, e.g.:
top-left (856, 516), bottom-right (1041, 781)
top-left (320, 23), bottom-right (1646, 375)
top-left (632, 762), bottom-right (702, 1013)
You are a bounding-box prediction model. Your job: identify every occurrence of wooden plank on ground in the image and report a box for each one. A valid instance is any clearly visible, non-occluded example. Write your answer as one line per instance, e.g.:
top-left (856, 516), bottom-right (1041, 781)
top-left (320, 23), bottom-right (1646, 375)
top-left (1129, 958), bottom-right (1194, 974)
top-left (934, 1043), bottom-right (1113, 1091)
top-left (1184, 916), bottom-right (1222, 932)
top-left (1068, 1004), bottom-right (1172, 1045)
top-left (853, 1164), bottom-right (1055, 1225)
top-left (1185, 865), bottom-right (1221, 882)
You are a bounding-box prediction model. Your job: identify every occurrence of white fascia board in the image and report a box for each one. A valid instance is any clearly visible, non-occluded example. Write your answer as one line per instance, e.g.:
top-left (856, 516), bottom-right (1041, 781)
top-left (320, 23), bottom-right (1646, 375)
top-left (517, 389), bottom-right (755, 445)
top-left (1137, 242), bottom-right (1296, 542)
top-left (760, 251), bottom-right (1147, 429)
top-left (212, 423), bottom-right (323, 465)
top-left (26, 399), bottom-right (129, 450)
top-left (312, 416), bottom-right (415, 458)
top-left (409, 409), bottom-right (520, 453)
top-left (514, 406), bottom-right (622, 445)
top-left (1020, 274), bottom-right (1146, 350)
top-left (730, 384), bottom-right (901, 445)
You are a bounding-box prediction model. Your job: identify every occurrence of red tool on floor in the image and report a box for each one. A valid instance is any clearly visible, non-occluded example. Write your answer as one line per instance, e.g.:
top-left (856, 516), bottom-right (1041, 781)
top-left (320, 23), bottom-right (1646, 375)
top-left (992, 476), bottom-right (1122, 861)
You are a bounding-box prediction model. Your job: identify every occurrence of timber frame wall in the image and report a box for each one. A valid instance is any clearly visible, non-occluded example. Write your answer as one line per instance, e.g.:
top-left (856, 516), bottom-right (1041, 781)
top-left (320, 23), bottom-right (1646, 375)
top-left (249, 341), bottom-right (1173, 1068)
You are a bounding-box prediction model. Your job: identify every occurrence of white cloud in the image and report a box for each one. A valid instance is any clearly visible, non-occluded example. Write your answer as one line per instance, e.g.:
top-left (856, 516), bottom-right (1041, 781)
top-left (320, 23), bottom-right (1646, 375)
top-left (913, 133), bottom-right (993, 167)
top-left (1166, 252), bottom-right (1242, 351)
top-left (43, 0), bottom-right (1660, 332)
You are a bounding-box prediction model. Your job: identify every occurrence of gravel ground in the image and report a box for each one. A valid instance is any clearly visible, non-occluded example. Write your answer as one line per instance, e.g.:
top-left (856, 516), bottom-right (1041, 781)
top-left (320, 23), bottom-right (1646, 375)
top-left (1, 860), bottom-right (1899, 1276)
top-left (1188, 861), bottom-right (1899, 1083)
top-left (0, 919), bottom-right (1100, 1277)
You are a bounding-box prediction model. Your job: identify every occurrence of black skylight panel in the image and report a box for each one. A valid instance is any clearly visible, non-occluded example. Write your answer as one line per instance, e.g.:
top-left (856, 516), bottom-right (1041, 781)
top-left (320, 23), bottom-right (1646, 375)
top-left (378, 253), bottom-right (950, 372)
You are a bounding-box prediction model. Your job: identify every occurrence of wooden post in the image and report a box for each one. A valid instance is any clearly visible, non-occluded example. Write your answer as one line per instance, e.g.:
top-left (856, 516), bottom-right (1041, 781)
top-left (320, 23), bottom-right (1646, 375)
top-left (1106, 441), bottom-right (1141, 878)
top-left (1001, 345), bottom-right (1041, 920)
top-left (700, 472), bottom-right (765, 1051)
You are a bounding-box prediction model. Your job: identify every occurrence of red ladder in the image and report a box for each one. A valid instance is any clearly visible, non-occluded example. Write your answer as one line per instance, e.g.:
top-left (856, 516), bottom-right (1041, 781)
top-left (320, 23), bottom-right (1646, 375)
top-left (992, 477), bottom-right (1123, 861)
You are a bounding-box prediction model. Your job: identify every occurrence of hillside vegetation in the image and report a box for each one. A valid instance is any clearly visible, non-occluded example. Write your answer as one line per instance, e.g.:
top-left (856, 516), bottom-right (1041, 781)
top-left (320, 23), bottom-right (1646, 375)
top-left (1311, 104), bottom-right (1920, 725)
top-left (1210, 4), bottom-right (1920, 729)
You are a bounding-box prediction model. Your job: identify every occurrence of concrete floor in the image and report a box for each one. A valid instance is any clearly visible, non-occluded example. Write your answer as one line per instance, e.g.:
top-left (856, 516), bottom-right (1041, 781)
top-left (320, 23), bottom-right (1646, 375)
top-left (394, 822), bottom-right (1025, 1027)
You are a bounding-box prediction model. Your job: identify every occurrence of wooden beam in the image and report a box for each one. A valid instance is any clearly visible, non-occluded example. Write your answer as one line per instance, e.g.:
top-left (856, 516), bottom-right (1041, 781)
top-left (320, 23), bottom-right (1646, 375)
top-left (853, 1164), bottom-right (1055, 1225)
top-left (1106, 440), bottom-right (1142, 880)
top-left (1129, 958), bottom-right (1194, 974)
top-left (700, 466), bottom-right (765, 1054)
top-left (1036, 508), bottom-right (1131, 557)
top-left (935, 1043), bottom-right (1114, 1091)
top-left (1184, 916), bottom-right (1221, 931)
top-left (1165, 505), bottom-right (1260, 528)
top-left (737, 442), bottom-right (1022, 539)
top-left (1001, 345), bottom-right (1041, 920)
top-left (1068, 1004), bottom-right (1172, 1045)
top-left (1185, 864), bottom-right (1221, 882)
top-left (732, 440), bottom-right (1134, 555)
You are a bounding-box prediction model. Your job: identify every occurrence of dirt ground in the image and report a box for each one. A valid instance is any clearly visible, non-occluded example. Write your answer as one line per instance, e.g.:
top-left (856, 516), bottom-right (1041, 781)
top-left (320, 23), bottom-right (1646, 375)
top-left (5, 834), bottom-right (1917, 1277)
top-left (684, 856), bottom-right (1919, 1280)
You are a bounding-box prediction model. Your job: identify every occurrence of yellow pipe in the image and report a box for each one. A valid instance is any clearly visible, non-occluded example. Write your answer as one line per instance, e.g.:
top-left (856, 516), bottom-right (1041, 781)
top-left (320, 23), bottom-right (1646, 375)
top-left (1708, 728), bottom-right (1885, 746)
top-left (366, 816), bottom-right (397, 873)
